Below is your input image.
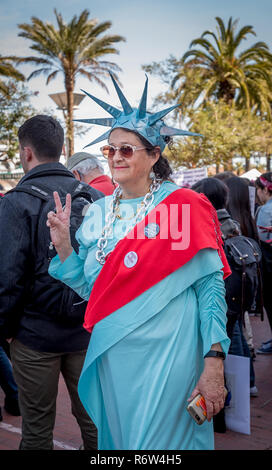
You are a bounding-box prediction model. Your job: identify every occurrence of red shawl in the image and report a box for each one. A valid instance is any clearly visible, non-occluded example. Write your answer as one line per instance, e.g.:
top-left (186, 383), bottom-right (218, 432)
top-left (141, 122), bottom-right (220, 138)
top-left (83, 188), bottom-right (231, 332)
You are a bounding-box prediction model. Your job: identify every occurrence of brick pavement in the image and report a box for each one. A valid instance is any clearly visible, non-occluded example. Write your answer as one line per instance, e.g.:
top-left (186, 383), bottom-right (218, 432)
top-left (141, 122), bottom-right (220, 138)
top-left (0, 314), bottom-right (271, 451)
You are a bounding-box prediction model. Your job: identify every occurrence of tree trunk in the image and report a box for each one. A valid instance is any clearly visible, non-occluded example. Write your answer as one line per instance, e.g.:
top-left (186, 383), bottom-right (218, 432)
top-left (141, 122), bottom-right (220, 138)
top-left (245, 156), bottom-right (250, 172)
top-left (65, 74), bottom-right (74, 158)
top-left (267, 154), bottom-right (271, 172)
top-left (219, 80), bottom-right (236, 104)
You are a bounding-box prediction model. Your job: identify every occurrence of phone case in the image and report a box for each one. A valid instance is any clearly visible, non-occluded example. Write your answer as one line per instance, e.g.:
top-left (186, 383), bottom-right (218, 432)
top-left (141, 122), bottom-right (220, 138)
top-left (187, 388), bottom-right (228, 425)
top-left (186, 393), bottom-right (207, 425)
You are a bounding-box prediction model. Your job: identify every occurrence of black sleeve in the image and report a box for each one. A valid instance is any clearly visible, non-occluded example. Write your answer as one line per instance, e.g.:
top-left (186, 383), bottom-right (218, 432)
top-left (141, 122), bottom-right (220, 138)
top-left (0, 197), bottom-right (32, 339)
top-left (89, 187), bottom-right (105, 202)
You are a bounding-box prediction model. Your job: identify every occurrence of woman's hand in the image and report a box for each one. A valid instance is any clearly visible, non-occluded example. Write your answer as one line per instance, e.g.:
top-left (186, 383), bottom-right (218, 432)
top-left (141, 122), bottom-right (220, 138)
top-left (46, 191), bottom-right (73, 263)
top-left (188, 357), bottom-right (225, 422)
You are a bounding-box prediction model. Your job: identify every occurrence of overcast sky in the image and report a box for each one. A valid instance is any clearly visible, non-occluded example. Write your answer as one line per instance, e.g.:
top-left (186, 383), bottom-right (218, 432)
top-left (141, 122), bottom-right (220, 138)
top-left (1, 0), bottom-right (271, 153)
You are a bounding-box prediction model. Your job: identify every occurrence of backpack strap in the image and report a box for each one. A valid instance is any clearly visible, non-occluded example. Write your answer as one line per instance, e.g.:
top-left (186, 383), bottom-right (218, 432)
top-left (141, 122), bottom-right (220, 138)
top-left (228, 239), bottom-right (248, 324)
top-left (8, 180), bottom-right (95, 204)
top-left (7, 183), bottom-right (50, 202)
top-left (241, 258), bottom-right (247, 325)
top-left (69, 181), bottom-right (94, 203)
top-left (6, 184), bottom-right (52, 289)
top-left (244, 238), bottom-right (264, 320)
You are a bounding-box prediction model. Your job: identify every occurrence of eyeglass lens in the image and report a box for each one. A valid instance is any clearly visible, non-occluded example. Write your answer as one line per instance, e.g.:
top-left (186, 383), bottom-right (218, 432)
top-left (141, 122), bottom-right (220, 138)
top-left (102, 145), bottom-right (134, 158)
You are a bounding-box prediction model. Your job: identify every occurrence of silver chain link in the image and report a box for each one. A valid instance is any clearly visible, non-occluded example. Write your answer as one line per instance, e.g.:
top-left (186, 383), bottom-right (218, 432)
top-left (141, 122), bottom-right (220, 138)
top-left (95, 179), bottom-right (162, 265)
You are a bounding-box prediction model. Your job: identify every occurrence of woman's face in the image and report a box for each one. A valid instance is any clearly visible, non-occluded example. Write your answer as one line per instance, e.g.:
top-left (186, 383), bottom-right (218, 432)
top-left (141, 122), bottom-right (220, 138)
top-left (107, 128), bottom-right (159, 193)
top-left (256, 186), bottom-right (269, 204)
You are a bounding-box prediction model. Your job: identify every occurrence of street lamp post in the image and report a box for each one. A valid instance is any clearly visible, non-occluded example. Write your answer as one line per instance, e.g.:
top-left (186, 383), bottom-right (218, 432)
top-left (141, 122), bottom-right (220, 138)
top-left (49, 91), bottom-right (85, 163)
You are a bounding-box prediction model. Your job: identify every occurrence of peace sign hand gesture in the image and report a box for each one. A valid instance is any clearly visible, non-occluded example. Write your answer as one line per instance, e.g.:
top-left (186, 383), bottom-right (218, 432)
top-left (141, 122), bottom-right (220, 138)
top-left (46, 191), bottom-right (73, 263)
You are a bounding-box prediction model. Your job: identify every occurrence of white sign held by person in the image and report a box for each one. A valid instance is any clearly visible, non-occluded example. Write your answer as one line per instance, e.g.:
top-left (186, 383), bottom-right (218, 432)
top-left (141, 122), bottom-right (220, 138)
top-left (172, 168), bottom-right (207, 187)
top-left (248, 186), bottom-right (256, 218)
top-left (224, 354), bottom-right (251, 435)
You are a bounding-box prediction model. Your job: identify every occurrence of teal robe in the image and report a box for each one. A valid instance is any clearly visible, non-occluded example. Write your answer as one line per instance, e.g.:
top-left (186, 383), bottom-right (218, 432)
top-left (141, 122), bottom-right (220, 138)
top-left (49, 181), bottom-right (230, 450)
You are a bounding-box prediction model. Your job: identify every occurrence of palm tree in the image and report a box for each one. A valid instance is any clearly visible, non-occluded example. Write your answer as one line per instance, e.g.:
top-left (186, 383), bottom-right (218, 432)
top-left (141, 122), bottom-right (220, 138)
top-left (0, 55), bottom-right (24, 95)
top-left (174, 17), bottom-right (272, 115)
top-left (17, 9), bottom-right (125, 156)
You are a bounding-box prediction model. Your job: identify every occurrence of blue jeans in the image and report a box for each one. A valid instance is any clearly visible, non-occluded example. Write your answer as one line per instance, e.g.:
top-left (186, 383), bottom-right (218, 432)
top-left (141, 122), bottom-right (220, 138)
top-left (228, 319), bottom-right (255, 388)
top-left (0, 346), bottom-right (18, 400)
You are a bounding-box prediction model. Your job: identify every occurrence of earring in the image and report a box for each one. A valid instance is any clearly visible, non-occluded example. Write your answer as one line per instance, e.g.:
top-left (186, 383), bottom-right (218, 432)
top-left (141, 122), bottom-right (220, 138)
top-left (149, 169), bottom-right (155, 179)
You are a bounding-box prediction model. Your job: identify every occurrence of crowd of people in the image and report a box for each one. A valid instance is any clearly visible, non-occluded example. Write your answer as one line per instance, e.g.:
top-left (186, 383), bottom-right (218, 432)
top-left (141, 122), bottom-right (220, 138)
top-left (0, 74), bottom-right (271, 450)
top-left (191, 171), bottom-right (272, 432)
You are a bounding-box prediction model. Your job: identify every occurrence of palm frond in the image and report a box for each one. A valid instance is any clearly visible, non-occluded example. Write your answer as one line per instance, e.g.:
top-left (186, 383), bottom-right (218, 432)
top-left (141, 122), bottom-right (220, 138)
top-left (0, 56), bottom-right (25, 82)
top-left (87, 21), bottom-right (113, 38)
top-left (182, 48), bottom-right (214, 65)
top-left (15, 56), bottom-right (51, 66)
top-left (76, 68), bottom-right (109, 91)
top-left (201, 30), bottom-right (223, 54)
top-left (189, 37), bottom-right (219, 60)
top-left (46, 69), bottom-right (60, 84)
top-left (27, 67), bottom-right (54, 81)
top-left (233, 25), bottom-right (256, 49)
top-left (215, 16), bottom-right (227, 42)
top-left (0, 80), bottom-right (9, 95)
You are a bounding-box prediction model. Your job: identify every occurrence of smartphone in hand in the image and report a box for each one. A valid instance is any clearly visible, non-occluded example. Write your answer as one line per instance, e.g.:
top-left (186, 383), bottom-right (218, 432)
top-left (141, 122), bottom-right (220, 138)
top-left (186, 394), bottom-right (207, 425)
top-left (187, 388), bottom-right (228, 425)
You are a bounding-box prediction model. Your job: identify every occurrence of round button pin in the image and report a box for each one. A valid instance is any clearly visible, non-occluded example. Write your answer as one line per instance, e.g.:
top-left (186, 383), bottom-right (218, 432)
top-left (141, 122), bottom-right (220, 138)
top-left (144, 223), bottom-right (160, 238)
top-left (124, 251), bottom-right (138, 268)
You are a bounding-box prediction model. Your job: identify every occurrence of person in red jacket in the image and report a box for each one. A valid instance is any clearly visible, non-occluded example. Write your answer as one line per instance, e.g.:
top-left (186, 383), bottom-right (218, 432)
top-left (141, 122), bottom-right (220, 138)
top-left (67, 152), bottom-right (116, 195)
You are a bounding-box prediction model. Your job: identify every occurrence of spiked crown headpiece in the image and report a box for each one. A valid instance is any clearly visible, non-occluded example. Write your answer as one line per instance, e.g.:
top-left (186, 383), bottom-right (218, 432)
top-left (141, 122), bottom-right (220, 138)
top-left (75, 74), bottom-right (201, 152)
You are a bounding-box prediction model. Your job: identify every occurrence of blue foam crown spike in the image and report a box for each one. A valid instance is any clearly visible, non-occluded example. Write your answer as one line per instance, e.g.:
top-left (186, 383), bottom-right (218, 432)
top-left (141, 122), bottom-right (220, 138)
top-left (76, 74), bottom-right (203, 151)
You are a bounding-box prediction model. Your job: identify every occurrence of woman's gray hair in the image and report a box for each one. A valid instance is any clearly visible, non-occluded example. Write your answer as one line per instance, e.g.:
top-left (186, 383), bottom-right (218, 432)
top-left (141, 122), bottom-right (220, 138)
top-left (72, 157), bottom-right (104, 175)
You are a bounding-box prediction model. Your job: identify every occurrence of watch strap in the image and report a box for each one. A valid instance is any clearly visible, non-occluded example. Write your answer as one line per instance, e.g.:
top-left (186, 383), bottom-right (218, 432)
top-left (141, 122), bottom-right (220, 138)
top-left (204, 350), bottom-right (226, 360)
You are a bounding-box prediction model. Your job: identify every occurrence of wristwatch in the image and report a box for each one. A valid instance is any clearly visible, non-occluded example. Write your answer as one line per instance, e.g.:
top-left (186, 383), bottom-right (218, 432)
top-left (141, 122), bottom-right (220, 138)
top-left (204, 350), bottom-right (226, 360)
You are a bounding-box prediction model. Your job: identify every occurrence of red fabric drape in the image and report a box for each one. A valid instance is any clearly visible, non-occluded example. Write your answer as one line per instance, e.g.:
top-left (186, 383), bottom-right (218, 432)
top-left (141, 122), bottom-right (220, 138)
top-left (83, 188), bottom-right (231, 332)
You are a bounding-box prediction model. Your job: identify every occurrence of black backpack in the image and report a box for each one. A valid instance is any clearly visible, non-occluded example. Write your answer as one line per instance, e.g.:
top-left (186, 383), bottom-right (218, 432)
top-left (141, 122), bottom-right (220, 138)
top-left (223, 235), bottom-right (263, 320)
top-left (9, 177), bottom-right (102, 326)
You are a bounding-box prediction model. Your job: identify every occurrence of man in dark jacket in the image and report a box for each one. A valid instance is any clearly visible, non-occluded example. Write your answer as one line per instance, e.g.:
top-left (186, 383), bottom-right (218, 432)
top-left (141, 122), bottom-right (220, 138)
top-left (0, 115), bottom-right (103, 450)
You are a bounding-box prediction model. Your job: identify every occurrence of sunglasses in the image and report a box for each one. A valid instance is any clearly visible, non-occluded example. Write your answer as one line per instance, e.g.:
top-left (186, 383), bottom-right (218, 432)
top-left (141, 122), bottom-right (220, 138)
top-left (100, 144), bottom-right (148, 159)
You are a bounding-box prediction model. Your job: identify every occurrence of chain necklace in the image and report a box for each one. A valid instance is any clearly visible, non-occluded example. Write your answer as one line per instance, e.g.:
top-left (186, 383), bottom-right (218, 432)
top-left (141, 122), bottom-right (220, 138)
top-left (96, 178), bottom-right (162, 265)
top-left (115, 200), bottom-right (145, 220)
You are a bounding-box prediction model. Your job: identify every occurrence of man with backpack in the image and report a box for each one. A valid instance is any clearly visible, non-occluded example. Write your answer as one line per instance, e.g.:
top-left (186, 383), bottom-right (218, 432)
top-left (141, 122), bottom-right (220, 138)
top-left (0, 115), bottom-right (103, 450)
